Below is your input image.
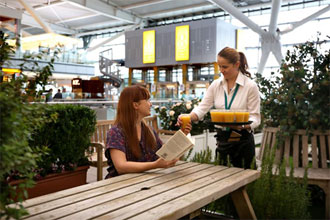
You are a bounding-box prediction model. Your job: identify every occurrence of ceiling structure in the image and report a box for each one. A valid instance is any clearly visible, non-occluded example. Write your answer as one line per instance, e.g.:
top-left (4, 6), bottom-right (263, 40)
top-left (1, 0), bottom-right (329, 73)
top-left (0, 0), bottom-right (327, 37)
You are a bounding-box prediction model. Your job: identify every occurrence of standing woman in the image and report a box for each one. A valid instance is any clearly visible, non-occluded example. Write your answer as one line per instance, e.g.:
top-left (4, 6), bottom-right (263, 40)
top-left (178, 47), bottom-right (260, 169)
top-left (105, 85), bottom-right (191, 178)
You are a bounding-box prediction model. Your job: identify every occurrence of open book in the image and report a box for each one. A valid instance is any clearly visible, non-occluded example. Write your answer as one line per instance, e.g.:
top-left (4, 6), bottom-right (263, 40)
top-left (156, 130), bottom-right (194, 161)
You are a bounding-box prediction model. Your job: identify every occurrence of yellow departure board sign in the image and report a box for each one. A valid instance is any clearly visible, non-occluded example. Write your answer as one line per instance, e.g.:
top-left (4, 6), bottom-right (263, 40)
top-left (175, 25), bottom-right (189, 61)
top-left (143, 30), bottom-right (155, 64)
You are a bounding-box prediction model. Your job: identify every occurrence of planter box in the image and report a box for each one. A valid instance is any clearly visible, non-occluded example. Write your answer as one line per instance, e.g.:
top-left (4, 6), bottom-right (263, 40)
top-left (11, 165), bottom-right (89, 199)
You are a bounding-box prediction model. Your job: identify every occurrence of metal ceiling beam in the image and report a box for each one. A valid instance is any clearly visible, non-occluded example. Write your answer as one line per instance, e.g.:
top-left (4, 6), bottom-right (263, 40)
top-left (207, 0), bottom-right (264, 35)
top-left (22, 13), bottom-right (75, 34)
top-left (141, 2), bottom-right (212, 18)
top-left (75, 24), bottom-right (133, 37)
top-left (1, 22), bottom-right (31, 37)
top-left (86, 24), bottom-right (139, 52)
top-left (55, 14), bottom-right (98, 24)
top-left (18, 0), bottom-right (53, 33)
top-left (268, 0), bottom-right (282, 34)
top-left (66, 0), bottom-right (141, 24)
top-left (0, 7), bottom-right (22, 19)
top-left (34, 1), bottom-right (67, 10)
top-left (122, 0), bottom-right (173, 10)
top-left (281, 4), bottom-right (330, 34)
top-left (73, 20), bottom-right (122, 29)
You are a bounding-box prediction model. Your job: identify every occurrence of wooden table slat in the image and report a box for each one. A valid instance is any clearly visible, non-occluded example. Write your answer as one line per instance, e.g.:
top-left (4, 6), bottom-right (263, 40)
top-left (25, 163), bottom-right (214, 219)
top-left (23, 161), bottom-right (192, 208)
top-left (94, 168), bottom-right (245, 220)
top-left (125, 170), bottom-right (259, 220)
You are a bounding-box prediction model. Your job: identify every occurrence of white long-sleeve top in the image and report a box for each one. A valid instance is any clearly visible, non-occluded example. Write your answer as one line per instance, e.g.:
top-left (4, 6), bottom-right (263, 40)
top-left (192, 72), bottom-right (261, 130)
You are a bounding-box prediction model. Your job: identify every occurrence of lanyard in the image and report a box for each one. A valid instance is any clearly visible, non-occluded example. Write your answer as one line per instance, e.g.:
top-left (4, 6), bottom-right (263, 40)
top-left (224, 84), bottom-right (239, 110)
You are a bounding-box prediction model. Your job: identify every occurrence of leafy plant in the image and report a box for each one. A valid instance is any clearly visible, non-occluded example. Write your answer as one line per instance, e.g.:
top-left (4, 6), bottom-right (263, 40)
top-left (154, 98), bottom-right (214, 135)
top-left (256, 36), bottom-right (330, 138)
top-left (0, 32), bottom-right (54, 219)
top-left (28, 104), bottom-right (96, 178)
top-left (247, 146), bottom-right (311, 219)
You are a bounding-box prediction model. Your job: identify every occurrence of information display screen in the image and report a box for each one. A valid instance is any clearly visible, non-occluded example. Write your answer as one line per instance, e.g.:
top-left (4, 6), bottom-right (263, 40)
top-left (143, 30), bottom-right (155, 64)
top-left (175, 25), bottom-right (189, 61)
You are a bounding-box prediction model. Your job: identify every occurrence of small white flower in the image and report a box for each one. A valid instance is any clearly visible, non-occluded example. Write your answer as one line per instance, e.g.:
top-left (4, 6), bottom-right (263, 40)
top-left (154, 105), bottom-right (159, 109)
top-left (161, 106), bottom-right (166, 110)
top-left (176, 103), bottom-right (181, 106)
top-left (186, 103), bottom-right (192, 110)
top-left (169, 110), bottom-right (175, 116)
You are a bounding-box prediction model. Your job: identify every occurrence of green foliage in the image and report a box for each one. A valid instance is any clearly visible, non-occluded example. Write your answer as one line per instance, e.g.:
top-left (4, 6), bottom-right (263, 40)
top-left (29, 104), bottom-right (96, 176)
top-left (247, 146), bottom-right (311, 219)
top-left (154, 98), bottom-right (214, 135)
top-left (0, 32), bottom-right (55, 219)
top-left (256, 36), bottom-right (330, 138)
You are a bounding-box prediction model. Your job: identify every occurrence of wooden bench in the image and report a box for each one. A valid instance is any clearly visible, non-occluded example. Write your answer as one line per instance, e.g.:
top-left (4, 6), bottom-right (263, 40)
top-left (258, 127), bottom-right (330, 219)
top-left (89, 119), bottom-right (115, 181)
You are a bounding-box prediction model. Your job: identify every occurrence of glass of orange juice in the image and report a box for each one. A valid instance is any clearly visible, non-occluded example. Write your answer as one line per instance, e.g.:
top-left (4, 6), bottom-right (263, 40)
top-left (243, 111), bottom-right (250, 122)
top-left (180, 114), bottom-right (191, 129)
top-left (210, 109), bottom-right (225, 122)
top-left (234, 109), bottom-right (245, 122)
top-left (223, 110), bottom-right (235, 122)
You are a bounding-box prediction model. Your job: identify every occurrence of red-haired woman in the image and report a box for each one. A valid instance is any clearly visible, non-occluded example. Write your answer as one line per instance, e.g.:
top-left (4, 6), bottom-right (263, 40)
top-left (105, 85), bottom-right (191, 178)
top-left (178, 47), bottom-right (260, 169)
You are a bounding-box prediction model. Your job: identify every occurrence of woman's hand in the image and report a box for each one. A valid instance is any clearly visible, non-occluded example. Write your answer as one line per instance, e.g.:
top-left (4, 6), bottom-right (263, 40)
top-left (155, 158), bottom-right (178, 168)
top-left (176, 114), bottom-right (192, 135)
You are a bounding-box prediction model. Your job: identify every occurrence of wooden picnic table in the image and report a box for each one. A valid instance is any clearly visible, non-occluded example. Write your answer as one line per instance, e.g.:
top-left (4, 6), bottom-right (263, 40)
top-left (22, 161), bottom-right (260, 220)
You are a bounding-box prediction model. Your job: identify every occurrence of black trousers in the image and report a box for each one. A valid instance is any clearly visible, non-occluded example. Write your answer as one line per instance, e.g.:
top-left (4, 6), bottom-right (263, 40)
top-left (215, 129), bottom-right (255, 169)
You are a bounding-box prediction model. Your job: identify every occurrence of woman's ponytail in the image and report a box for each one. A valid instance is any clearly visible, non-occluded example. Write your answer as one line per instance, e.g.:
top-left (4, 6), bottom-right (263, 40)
top-left (238, 52), bottom-right (251, 78)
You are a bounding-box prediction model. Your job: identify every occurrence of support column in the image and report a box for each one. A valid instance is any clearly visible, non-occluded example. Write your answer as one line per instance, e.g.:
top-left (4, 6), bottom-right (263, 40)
top-left (142, 69), bottom-right (147, 83)
top-left (15, 19), bottom-right (22, 57)
top-left (128, 68), bottom-right (133, 86)
top-left (153, 66), bottom-right (158, 97)
top-left (213, 62), bottom-right (220, 80)
top-left (182, 64), bottom-right (187, 93)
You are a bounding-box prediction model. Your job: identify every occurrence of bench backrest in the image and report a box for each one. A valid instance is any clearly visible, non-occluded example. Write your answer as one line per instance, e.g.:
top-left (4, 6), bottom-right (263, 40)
top-left (91, 116), bottom-right (159, 145)
top-left (144, 115), bottom-right (159, 133)
top-left (90, 120), bottom-right (115, 145)
top-left (258, 127), bottom-right (330, 169)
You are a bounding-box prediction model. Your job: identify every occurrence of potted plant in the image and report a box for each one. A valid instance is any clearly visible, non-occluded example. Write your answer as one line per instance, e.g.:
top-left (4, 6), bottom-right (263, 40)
top-left (0, 32), bottom-right (96, 219)
top-left (0, 31), bottom-right (55, 219)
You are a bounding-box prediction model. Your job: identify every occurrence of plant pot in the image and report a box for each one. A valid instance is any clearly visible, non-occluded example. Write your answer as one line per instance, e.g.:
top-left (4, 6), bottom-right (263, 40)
top-left (11, 165), bottom-right (89, 199)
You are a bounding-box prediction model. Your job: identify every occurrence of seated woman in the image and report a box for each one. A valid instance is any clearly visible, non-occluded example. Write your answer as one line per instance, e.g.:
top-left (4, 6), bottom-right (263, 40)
top-left (105, 85), bottom-right (191, 178)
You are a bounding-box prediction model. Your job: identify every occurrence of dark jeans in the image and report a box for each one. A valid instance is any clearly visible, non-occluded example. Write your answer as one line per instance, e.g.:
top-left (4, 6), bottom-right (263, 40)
top-left (215, 129), bottom-right (255, 169)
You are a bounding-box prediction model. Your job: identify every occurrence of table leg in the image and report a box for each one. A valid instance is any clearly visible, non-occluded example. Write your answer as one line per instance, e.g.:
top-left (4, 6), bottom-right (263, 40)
top-left (231, 186), bottom-right (256, 220)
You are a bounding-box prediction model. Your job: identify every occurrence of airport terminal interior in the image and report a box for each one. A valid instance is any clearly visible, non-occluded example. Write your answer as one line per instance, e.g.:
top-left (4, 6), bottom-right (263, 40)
top-left (1, 1), bottom-right (329, 119)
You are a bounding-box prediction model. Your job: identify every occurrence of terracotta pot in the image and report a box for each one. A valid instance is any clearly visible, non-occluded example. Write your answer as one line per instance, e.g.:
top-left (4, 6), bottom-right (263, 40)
top-left (11, 165), bottom-right (89, 199)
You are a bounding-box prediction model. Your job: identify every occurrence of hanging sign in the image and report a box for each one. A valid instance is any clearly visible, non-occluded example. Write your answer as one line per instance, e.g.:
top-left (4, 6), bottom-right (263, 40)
top-left (175, 25), bottom-right (189, 61)
top-left (143, 30), bottom-right (155, 64)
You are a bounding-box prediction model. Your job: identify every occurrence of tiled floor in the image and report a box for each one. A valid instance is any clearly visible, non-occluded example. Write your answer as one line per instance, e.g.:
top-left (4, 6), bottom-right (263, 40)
top-left (86, 166), bottom-right (108, 183)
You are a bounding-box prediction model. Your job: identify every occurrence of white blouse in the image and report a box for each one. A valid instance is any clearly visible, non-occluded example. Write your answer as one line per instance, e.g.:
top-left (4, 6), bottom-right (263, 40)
top-left (192, 72), bottom-right (261, 129)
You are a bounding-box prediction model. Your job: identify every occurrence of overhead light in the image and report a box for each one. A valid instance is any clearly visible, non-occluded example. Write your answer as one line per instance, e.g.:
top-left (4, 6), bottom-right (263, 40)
top-left (7, 33), bottom-right (79, 50)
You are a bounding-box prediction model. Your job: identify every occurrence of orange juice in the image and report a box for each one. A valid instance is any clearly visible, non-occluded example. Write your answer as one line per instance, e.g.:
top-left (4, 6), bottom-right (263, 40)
top-left (234, 111), bottom-right (245, 122)
top-left (210, 111), bottom-right (225, 122)
top-left (243, 112), bottom-right (250, 122)
top-left (181, 114), bottom-right (191, 129)
top-left (223, 111), bottom-right (234, 122)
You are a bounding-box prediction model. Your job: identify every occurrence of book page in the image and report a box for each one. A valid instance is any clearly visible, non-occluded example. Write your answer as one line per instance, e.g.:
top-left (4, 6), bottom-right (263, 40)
top-left (156, 130), bottom-right (194, 161)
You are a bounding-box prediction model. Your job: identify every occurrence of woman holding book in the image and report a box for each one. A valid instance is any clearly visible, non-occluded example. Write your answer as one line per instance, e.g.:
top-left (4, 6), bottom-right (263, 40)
top-left (178, 47), bottom-right (261, 169)
top-left (105, 85), bottom-right (191, 178)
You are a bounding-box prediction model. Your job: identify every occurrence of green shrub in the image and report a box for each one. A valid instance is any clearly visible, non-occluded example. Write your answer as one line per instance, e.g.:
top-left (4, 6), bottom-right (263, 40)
top-left (256, 36), bottom-right (330, 138)
top-left (29, 104), bottom-right (96, 177)
top-left (247, 146), bottom-right (310, 219)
